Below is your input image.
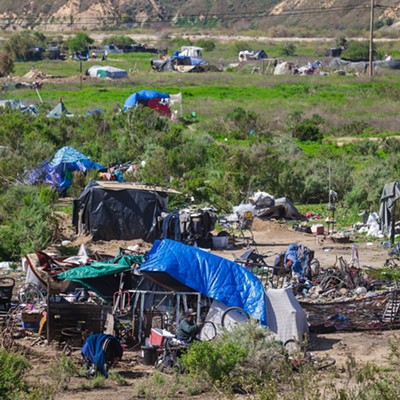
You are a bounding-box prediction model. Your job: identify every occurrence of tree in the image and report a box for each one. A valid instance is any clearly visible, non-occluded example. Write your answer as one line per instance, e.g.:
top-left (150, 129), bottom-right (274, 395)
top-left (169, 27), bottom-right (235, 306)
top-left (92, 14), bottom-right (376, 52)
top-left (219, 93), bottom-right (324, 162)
top-left (342, 40), bottom-right (377, 61)
top-left (101, 35), bottom-right (135, 49)
top-left (4, 31), bottom-right (47, 62)
top-left (0, 51), bottom-right (14, 77)
top-left (65, 32), bottom-right (94, 53)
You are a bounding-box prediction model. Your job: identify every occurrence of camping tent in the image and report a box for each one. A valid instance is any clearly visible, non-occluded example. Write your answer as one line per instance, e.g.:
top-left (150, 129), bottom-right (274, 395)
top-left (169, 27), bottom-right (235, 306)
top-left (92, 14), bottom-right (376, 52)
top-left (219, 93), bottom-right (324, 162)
top-left (124, 90), bottom-right (171, 116)
top-left (138, 239), bottom-right (267, 325)
top-left (47, 99), bottom-right (74, 117)
top-left (73, 180), bottom-right (179, 241)
top-left (87, 65), bottom-right (128, 79)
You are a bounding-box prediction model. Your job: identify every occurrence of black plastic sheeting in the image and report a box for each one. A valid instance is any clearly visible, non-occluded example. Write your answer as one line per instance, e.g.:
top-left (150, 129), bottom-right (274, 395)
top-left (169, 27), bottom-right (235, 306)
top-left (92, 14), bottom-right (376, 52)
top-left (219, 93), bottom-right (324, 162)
top-left (72, 181), bottom-right (169, 241)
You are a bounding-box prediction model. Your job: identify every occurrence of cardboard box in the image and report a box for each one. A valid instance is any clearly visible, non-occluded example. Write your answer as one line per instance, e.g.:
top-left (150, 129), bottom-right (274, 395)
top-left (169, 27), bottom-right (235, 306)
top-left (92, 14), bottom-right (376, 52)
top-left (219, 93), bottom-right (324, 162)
top-left (22, 310), bottom-right (42, 323)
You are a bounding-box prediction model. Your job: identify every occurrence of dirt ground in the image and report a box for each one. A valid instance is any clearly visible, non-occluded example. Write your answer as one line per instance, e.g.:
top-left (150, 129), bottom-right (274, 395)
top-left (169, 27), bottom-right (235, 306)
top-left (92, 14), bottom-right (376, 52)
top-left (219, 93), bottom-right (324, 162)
top-left (12, 217), bottom-right (398, 399)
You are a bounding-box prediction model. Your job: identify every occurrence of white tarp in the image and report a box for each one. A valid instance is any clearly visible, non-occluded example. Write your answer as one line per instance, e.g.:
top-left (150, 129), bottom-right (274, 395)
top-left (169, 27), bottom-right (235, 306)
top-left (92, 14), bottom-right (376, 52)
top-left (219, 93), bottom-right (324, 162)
top-left (87, 65), bottom-right (128, 79)
top-left (265, 287), bottom-right (309, 343)
top-left (200, 299), bottom-right (249, 340)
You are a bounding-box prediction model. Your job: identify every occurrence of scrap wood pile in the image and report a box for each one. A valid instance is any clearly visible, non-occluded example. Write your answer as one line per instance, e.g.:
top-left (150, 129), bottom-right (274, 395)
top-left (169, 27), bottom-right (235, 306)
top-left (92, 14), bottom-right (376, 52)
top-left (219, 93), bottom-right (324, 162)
top-left (297, 254), bottom-right (399, 332)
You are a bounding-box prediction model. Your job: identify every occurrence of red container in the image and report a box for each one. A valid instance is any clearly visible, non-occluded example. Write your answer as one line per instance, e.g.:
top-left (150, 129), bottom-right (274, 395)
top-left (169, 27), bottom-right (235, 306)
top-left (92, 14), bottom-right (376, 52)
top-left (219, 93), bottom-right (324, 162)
top-left (149, 328), bottom-right (175, 346)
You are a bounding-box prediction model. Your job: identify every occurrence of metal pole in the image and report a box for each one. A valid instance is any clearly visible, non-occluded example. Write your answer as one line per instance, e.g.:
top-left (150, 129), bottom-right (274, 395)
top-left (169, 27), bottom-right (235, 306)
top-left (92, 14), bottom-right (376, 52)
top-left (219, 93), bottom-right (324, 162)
top-left (369, 0), bottom-right (375, 77)
top-left (80, 61), bottom-right (83, 90)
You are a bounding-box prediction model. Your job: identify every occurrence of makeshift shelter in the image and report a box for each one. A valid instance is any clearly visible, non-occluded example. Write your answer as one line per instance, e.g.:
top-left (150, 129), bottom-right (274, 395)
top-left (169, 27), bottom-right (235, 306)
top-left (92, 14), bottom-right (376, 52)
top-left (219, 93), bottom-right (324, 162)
top-left (138, 239), bottom-right (267, 325)
top-left (379, 182), bottom-right (400, 244)
top-left (47, 99), bottom-right (74, 117)
top-left (151, 56), bottom-right (209, 73)
top-left (87, 65), bottom-right (128, 79)
top-left (257, 197), bottom-right (302, 220)
top-left (238, 50), bottom-right (268, 61)
top-left (73, 181), bottom-right (180, 241)
top-left (28, 147), bottom-right (105, 193)
top-left (124, 90), bottom-right (171, 116)
top-left (57, 250), bottom-right (144, 302)
top-left (265, 287), bottom-right (309, 343)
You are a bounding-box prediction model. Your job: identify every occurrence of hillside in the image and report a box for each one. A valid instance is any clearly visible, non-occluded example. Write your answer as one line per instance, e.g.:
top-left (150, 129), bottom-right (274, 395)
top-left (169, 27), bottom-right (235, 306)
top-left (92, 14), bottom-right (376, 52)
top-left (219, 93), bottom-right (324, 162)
top-left (0, 0), bottom-right (399, 33)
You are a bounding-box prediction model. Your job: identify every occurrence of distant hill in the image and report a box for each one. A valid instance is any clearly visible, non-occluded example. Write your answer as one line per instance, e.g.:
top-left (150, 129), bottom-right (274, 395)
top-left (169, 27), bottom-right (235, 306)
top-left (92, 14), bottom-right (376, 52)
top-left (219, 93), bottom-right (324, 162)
top-left (0, 0), bottom-right (398, 34)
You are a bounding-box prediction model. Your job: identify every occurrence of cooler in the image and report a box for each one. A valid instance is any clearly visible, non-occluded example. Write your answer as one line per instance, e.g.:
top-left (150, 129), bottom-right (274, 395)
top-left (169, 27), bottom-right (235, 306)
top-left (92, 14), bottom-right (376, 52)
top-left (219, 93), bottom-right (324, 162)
top-left (149, 328), bottom-right (175, 346)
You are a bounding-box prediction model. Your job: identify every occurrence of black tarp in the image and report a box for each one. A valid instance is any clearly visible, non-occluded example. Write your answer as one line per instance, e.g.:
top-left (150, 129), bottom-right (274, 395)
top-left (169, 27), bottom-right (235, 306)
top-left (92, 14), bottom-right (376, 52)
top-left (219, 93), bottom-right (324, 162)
top-left (73, 180), bottom-right (169, 241)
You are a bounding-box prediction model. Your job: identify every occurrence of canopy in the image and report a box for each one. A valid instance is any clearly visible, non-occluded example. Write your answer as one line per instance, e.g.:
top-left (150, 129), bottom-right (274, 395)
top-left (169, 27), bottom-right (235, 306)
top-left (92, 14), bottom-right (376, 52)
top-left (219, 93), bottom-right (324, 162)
top-left (124, 90), bottom-right (170, 111)
top-left (138, 239), bottom-right (267, 325)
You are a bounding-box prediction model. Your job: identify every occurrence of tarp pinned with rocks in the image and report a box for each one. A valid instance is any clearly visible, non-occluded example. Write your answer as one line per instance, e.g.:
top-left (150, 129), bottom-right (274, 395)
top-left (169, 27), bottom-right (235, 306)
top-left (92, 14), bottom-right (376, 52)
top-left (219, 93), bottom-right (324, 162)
top-left (138, 239), bottom-right (267, 325)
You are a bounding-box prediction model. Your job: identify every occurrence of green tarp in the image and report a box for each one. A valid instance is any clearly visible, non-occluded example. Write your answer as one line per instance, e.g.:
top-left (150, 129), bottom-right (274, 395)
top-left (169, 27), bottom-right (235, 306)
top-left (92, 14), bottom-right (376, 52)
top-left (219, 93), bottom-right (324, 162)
top-left (56, 250), bottom-right (144, 301)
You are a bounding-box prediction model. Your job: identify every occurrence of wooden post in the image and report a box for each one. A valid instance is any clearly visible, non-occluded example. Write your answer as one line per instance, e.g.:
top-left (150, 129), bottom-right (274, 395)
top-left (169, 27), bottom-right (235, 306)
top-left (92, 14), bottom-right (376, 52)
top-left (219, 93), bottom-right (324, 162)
top-left (369, 0), bottom-right (375, 77)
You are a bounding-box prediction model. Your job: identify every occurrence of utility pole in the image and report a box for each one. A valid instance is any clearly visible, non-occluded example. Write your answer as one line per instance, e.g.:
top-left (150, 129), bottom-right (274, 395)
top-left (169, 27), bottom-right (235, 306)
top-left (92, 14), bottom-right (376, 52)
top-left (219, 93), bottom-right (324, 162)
top-left (369, 0), bottom-right (375, 77)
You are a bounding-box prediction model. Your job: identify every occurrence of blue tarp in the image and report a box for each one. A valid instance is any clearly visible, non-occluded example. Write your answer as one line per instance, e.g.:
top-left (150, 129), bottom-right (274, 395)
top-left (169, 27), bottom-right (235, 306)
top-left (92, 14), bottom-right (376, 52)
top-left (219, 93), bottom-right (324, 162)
top-left (124, 90), bottom-right (170, 111)
top-left (170, 54), bottom-right (206, 66)
top-left (138, 239), bottom-right (267, 325)
top-left (34, 147), bottom-right (105, 192)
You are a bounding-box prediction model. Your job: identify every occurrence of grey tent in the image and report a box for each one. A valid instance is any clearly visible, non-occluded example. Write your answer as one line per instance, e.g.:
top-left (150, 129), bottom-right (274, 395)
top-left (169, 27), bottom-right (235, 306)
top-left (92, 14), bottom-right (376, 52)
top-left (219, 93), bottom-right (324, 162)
top-left (72, 180), bottom-right (180, 241)
top-left (47, 99), bottom-right (73, 117)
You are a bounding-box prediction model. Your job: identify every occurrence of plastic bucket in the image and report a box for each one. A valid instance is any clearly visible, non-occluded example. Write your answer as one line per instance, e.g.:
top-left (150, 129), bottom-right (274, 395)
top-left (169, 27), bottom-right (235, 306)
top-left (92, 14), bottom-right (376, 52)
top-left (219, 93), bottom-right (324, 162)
top-left (141, 346), bottom-right (158, 365)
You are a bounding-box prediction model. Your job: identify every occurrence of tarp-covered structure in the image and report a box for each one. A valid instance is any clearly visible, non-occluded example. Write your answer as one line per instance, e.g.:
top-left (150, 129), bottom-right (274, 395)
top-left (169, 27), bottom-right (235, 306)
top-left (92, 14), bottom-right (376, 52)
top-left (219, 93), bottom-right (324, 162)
top-left (27, 147), bottom-right (106, 193)
top-left (329, 58), bottom-right (400, 71)
top-left (57, 250), bottom-right (144, 301)
top-left (138, 239), bottom-right (267, 325)
top-left (151, 56), bottom-right (209, 73)
top-left (379, 182), bottom-right (400, 243)
top-left (73, 181), bottom-right (179, 241)
top-left (238, 50), bottom-right (268, 61)
top-left (87, 65), bottom-right (128, 79)
top-left (124, 90), bottom-right (171, 116)
top-left (257, 197), bottom-right (302, 220)
top-left (265, 287), bottom-right (309, 343)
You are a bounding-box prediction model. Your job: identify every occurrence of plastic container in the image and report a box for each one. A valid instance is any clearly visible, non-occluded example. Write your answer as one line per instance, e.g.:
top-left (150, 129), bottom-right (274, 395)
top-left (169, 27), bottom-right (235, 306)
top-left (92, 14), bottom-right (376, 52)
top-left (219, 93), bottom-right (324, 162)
top-left (212, 236), bottom-right (228, 249)
top-left (141, 346), bottom-right (158, 365)
top-left (149, 328), bottom-right (175, 347)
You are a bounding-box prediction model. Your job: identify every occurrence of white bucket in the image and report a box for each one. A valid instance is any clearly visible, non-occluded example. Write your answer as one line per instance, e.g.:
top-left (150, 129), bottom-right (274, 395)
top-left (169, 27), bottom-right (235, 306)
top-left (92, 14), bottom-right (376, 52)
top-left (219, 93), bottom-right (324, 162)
top-left (212, 236), bottom-right (228, 249)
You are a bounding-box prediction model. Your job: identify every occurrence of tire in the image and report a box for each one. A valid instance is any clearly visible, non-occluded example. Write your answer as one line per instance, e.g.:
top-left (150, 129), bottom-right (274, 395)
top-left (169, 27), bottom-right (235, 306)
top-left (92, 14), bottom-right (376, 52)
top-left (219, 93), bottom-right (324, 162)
top-left (200, 320), bottom-right (217, 341)
top-left (221, 307), bottom-right (250, 330)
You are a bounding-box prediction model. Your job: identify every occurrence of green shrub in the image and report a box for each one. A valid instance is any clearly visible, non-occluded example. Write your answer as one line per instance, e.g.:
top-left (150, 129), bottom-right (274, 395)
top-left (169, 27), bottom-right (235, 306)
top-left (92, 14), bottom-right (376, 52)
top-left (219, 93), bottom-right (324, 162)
top-left (281, 42), bottom-right (297, 56)
top-left (342, 40), bottom-right (376, 60)
top-left (182, 321), bottom-right (288, 395)
top-left (0, 184), bottom-right (56, 260)
top-left (0, 349), bottom-right (30, 399)
top-left (291, 114), bottom-right (324, 142)
top-left (195, 39), bottom-right (216, 52)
